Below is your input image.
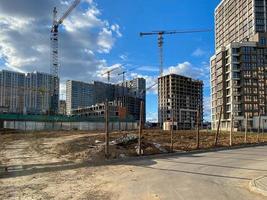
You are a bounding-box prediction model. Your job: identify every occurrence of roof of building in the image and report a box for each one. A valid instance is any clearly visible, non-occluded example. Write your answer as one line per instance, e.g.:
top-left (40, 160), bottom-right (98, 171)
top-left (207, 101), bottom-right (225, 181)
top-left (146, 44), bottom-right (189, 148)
top-left (158, 73), bottom-right (203, 84)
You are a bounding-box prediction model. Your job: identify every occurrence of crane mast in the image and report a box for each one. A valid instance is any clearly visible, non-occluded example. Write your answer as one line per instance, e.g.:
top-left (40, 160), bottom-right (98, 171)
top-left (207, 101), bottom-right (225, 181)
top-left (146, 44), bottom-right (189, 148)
top-left (50, 0), bottom-right (80, 114)
top-left (51, 7), bottom-right (59, 78)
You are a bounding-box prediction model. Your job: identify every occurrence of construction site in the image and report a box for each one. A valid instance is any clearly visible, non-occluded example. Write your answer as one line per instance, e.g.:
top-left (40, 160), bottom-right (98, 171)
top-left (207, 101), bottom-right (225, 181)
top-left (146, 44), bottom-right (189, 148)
top-left (1, 0), bottom-right (267, 199)
top-left (1, 128), bottom-right (267, 199)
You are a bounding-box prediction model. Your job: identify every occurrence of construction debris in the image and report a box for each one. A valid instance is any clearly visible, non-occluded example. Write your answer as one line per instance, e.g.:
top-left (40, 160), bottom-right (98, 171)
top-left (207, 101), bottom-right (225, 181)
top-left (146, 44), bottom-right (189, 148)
top-left (111, 134), bottom-right (138, 146)
top-left (152, 142), bottom-right (168, 153)
top-left (95, 140), bottom-right (102, 144)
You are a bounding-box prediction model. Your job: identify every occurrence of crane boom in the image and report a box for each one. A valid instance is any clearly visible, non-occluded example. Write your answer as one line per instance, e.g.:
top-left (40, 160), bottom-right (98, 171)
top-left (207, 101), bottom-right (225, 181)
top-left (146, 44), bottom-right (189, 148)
top-left (140, 29), bottom-right (211, 76)
top-left (140, 29), bottom-right (211, 36)
top-left (58, 0), bottom-right (80, 24)
top-left (140, 81), bottom-right (158, 96)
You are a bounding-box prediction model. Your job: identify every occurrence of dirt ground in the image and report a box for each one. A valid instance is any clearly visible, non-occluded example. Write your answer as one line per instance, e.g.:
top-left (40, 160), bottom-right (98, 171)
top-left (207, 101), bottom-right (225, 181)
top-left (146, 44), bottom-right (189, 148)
top-left (0, 129), bottom-right (267, 199)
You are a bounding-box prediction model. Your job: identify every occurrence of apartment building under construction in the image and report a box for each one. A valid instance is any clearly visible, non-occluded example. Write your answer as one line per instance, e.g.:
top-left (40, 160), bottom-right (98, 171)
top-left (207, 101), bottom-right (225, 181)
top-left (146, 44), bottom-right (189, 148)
top-left (158, 74), bottom-right (203, 130)
top-left (66, 78), bottom-right (146, 121)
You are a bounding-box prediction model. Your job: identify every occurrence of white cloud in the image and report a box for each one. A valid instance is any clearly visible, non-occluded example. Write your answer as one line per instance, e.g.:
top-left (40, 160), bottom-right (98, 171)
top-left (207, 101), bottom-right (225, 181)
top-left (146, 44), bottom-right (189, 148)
top-left (192, 48), bottom-right (206, 57)
top-left (96, 63), bottom-right (124, 81)
top-left (119, 54), bottom-right (128, 61)
top-left (111, 24), bottom-right (122, 37)
top-left (97, 28), bottom-right (115, 53)
top-left (163, 61), bottom-right (206, 80)
top-left (0, 0), bottom-right (122, 87)
top-left (203, 96), bottom-right (211, 122)
top-left (146, 112), bottom-right (158, 122)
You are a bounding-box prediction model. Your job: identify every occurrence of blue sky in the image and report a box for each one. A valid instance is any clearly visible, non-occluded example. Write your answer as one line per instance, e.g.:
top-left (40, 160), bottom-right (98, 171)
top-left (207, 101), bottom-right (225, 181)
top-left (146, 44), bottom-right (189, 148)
top-left (0, 0), bottom-right (221, 121)
top-left (96, 0), bottom-right (221, 121)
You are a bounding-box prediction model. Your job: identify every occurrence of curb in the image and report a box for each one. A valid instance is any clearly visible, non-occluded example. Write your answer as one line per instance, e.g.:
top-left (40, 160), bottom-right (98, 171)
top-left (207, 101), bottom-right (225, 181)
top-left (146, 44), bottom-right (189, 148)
top-left (100, 143), bottom-right (267, 166)
top-left (249, 176), bottom-right (267, 197)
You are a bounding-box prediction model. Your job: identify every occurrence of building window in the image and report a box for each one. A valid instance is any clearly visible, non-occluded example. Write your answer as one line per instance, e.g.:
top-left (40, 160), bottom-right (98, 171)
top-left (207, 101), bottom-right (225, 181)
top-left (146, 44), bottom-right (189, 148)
top-left (260, 37), bottom-right (266, 46)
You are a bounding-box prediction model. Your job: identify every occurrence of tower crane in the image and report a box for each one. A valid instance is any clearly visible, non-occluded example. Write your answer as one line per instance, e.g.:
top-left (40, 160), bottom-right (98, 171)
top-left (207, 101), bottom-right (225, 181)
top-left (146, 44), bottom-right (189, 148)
top-left (50, 0), bottom-right (80, 113)
top-left (118, 66), bottom-right (140, 85)
top-left (140, 29), bottom-right (211, 76)
top-left (102, 64), bottom-right (125, 83)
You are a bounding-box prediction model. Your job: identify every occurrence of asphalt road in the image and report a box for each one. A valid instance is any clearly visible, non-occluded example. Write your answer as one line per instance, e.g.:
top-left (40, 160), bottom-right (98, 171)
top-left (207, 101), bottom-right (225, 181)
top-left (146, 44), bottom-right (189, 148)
top-left (100, 145), bottom-right (267, 200)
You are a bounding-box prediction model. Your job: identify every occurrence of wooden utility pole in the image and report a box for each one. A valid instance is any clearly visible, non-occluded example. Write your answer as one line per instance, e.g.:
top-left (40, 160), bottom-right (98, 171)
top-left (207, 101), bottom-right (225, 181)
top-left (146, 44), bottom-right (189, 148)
top-left (196, 107), bottom-right (200, 149)
top-left (230, 113), bottom-right (234, 146)
top-left (170, 109), bottom-right (174, 152)
top-left (138, 101), bottom-right (144, 156)
top-left (105, 101), bottom-right (109, 158)
top-left (245, 114), bottom-right (248, 143)
top-left (119, 102), bottom-right (122, 132)
top-left (214, 106), bottom-right (222, 146)
top-left (258, 113), bottom-right (261, 143)
top-left (261, 114), bottom-right (264, 137)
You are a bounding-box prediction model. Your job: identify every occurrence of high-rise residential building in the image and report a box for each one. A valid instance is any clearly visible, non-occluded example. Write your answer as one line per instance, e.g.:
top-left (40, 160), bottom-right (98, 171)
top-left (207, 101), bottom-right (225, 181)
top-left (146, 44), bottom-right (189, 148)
top-left (215, 0), bottom-right (267, 49)
top-left (123, 78), bottom-right (146, 100)
top-left (93, 81), bottom-right (116, 103)
top-left (66, 80), bottom-right (116, 115)
top-left (66, 78), bottom-right (146, 120)
top-left (211, 0), bottom-right (267, 131)
top-left (158, 74), bottom-right (203, 130)
top-left (118, 78), bottom-right (146, 120)
top-left (25, 71), bottom-right (59, 114)
top-left (0, 70), bottom-right (26, 113)
top-left (66, 80), bottom-right (95, 115)
top-left (0, 70), bottom-right (59, 114)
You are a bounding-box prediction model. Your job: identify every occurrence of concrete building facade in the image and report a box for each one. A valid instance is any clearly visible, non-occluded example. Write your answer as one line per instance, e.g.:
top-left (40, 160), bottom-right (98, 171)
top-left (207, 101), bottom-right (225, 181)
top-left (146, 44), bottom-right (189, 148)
top-left (25, 71), bottom-right (59, 114)
top-left (59, 100), bottom-right (66, 115)
top-left (66, 80), bottom-right (95, 115)
top-left (0, 70), bottom-right (59, 114)
top-left (215, 0), bottom-right (267, 49)
top-left (158, 74), bottom-right (203, 130)
top-left (0, 70), bottom-right (25, 113)
top-left (211, 0), bottom-right (267, 130)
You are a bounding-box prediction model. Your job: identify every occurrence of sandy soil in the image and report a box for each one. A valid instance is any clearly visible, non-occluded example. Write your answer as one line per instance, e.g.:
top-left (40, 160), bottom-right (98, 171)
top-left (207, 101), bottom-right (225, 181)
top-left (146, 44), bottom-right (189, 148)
top-left (0, 131), bottom-right (115, 199)
top-left (0, 129), bottom-right (266, 199)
